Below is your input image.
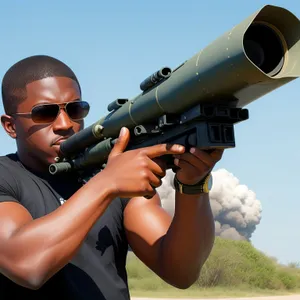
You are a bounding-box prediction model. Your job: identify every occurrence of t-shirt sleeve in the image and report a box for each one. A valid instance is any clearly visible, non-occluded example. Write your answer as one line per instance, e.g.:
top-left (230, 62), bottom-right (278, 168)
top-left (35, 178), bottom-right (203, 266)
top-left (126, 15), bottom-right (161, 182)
top-left (120, 197), bottom-right (131, 211)
top-left (0, 165), bottom-right (20, 204)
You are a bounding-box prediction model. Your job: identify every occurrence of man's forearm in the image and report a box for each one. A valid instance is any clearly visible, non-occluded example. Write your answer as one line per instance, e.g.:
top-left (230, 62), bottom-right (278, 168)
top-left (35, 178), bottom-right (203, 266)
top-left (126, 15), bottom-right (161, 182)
top-left (1, 172), bottom-right (115, 289)
top-left (159, 192), bottom-right (215, 288)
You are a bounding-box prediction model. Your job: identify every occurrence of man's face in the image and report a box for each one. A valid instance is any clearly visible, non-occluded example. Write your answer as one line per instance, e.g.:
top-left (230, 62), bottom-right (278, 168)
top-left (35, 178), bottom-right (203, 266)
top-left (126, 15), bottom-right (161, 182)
top-left (5, 76), bottom-right (89, 169)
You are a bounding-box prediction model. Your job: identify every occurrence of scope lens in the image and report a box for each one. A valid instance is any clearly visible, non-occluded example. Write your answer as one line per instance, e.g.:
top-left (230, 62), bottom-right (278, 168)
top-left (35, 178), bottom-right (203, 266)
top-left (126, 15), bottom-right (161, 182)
top-left (243, 23), bottom-right (285, 76)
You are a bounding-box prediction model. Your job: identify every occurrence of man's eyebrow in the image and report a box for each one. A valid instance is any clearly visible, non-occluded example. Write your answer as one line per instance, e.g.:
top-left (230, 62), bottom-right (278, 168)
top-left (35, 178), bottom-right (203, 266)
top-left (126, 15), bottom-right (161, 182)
top-left (32, 97), bottom-right (82, 104)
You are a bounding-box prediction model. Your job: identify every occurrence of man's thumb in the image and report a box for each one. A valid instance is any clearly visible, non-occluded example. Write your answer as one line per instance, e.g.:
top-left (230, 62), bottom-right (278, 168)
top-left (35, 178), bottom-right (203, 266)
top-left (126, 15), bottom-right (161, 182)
top-left (109, 127), bottom-right (130, 157)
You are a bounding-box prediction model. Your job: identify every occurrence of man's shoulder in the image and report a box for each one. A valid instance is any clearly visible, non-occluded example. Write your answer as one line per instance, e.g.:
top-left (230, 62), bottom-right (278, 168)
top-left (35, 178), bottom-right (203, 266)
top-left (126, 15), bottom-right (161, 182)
top-left (0, 153), bottom-right (29, 190)
top-left (0, 153), bottom-right (22, 173)
top-left (0, 154), bottom-right (26, 202)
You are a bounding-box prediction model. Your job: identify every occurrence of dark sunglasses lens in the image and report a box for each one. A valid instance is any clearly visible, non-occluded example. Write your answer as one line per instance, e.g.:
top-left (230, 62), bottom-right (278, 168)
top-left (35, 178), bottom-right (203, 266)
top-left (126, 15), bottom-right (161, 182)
top-left (31, 105), bottom-right (59, 123)
top-left (66, 101), bottom-right (90, 120)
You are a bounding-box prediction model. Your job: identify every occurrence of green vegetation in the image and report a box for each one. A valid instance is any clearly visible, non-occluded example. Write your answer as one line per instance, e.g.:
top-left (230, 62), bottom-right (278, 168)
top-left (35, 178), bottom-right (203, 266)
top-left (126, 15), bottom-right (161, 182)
top-left (126, 237), bottom-right (300, 298)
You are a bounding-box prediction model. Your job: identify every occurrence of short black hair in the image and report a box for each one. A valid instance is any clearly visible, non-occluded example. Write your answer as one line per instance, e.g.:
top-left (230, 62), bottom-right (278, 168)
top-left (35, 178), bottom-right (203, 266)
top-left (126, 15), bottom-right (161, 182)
top-left (1, 55), bottom-right (81, 114)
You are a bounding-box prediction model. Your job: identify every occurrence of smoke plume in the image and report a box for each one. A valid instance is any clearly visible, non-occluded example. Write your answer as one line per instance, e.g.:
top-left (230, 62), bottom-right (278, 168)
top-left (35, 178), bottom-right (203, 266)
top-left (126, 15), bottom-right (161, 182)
top-left (156, 169), bottom-right (262, 241)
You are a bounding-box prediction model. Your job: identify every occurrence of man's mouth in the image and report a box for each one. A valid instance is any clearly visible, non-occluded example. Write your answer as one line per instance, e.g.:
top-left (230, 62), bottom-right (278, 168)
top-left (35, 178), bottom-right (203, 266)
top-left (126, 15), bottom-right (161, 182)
top-left (52, 137), bottom-right (69, 146)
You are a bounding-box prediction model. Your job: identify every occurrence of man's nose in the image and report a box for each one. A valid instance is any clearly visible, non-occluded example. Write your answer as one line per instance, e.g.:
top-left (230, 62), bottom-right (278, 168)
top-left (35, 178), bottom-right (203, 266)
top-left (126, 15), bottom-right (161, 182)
top-left (52, 109), bottom-right (73, 132)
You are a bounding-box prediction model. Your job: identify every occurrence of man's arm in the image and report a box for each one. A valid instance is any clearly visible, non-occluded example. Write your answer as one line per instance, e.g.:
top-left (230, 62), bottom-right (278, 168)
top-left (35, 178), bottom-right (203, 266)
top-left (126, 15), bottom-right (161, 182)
top-left (0, 174), bottom-right (114, 290)
top-left (0, 129), bottom-right (184, 290)
top-left (124, 147), bottom-right (223, 289)
top-left (124, 191), bottom-right (214, 289)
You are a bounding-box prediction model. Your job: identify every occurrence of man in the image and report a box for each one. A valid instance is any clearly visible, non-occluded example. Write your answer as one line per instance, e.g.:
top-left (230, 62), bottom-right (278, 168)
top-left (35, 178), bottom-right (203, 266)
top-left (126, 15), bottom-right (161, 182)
top-left (0, 55), bottom-right (223, 299)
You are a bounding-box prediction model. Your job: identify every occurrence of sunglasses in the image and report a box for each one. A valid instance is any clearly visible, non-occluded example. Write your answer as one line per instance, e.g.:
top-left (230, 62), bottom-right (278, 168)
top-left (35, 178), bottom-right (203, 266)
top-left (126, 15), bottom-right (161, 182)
top-left (11, 100), bottom-right (90, 124)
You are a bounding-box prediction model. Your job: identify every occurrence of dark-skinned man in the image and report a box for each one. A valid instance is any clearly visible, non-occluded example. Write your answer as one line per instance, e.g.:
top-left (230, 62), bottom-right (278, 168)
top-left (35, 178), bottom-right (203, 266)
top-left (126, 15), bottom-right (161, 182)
top-left (0, 55), bottom-right (223, 299)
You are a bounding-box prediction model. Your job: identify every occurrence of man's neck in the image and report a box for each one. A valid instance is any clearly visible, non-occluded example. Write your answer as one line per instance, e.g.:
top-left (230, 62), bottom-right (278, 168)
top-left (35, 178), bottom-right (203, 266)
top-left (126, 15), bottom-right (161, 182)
top-left (15, 151), bottom-right (81, 184)
top-left (16, 151), bottom-right (51, 179)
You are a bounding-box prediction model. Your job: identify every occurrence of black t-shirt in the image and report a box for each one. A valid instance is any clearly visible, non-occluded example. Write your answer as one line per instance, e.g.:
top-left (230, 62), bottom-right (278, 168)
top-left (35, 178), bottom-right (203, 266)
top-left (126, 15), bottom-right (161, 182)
top-left (0, 153), bottom-right (131, 300)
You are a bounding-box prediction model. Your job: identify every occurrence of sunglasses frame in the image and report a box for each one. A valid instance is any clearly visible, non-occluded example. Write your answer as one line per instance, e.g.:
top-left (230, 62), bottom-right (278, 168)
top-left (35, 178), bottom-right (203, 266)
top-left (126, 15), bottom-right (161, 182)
top-left (10, 100), bottom-right (90, 124)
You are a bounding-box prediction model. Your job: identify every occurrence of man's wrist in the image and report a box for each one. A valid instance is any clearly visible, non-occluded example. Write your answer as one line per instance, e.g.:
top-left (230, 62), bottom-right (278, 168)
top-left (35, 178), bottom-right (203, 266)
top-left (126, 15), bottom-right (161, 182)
top-left (87, 171), bottom-right (118, 200)
top-left (173, 173), bottom-right (212, 195)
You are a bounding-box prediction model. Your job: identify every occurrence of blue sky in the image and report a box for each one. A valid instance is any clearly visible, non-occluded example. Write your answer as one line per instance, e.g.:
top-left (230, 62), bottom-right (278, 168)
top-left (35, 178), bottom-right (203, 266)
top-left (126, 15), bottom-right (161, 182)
top-left (0, 0), bottom-right (299, 265)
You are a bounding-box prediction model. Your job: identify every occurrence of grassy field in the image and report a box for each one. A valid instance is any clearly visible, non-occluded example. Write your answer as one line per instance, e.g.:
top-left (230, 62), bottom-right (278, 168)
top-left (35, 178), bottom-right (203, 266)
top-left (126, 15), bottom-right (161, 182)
top-left (126, 237), bottom-right (300, 298)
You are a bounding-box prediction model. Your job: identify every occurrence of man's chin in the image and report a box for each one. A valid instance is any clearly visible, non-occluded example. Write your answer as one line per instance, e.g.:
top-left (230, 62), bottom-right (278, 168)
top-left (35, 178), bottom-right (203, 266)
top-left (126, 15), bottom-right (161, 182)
top-left (51, 144), bottom-right (62, 156)
top-left (47, 145), bottom-right (62, 164)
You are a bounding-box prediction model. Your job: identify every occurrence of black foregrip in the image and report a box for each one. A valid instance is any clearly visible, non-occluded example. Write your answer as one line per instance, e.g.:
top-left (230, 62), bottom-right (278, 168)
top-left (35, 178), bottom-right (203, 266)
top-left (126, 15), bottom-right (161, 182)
top-left (60, 123), bottom-right (103, 158)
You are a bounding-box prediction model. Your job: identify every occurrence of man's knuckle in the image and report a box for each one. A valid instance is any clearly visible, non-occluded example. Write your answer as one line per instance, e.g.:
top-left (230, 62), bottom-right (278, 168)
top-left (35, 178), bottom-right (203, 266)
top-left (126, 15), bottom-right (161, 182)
top-left (138, 149), bottom-right (147, 157)
top-left (137, 155), bottom-right (146, 164)
top-left (142, 160), bottom-right (150, 170)
top-left (141, 170), bottom-right (150, 180)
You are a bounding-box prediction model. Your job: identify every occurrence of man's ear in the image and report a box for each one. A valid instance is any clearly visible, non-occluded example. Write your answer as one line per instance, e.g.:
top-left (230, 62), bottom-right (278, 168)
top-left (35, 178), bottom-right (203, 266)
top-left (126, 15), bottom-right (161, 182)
top-left (1, 114), bottom-right (17, 139)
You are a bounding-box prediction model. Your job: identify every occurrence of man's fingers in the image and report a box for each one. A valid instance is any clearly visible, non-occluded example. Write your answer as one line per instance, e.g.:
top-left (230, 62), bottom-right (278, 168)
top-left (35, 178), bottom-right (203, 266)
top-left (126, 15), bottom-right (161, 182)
top-left (109, 127), bottom-right (130, 158)
top-left (175, 153), bottom-right (211, 173)
top-left (144, 192), bottom-right (156, 200)
top-left (210, 149), bottom-right (224, 161)
top-left (143, 143), bottom-right (185, 159)
top-left (142, 183), bottom-right (157, 199)
top-left (149, 158), bottom-right (167, 177)
top-left (148, 172), bottom-right (163, 188)
top-left (174, 159), bottom-right (199, 178)
top-left (189, 147), bottom-right (223, 166)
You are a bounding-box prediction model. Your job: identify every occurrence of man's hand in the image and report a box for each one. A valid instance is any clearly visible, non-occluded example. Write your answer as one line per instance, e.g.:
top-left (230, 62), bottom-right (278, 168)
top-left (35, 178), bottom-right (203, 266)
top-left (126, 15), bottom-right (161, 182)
top-left (103, 127), bottom-right (185, 199)
top-left (173, 147), bottom-right (224, 185)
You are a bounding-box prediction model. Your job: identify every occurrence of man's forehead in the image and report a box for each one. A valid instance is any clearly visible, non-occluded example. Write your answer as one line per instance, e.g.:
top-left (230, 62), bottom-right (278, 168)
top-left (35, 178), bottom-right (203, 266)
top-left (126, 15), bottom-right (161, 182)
top-left (25, 76), bottom-right (80, 94)
top-left (17, 76), bottom-right (81, 110)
